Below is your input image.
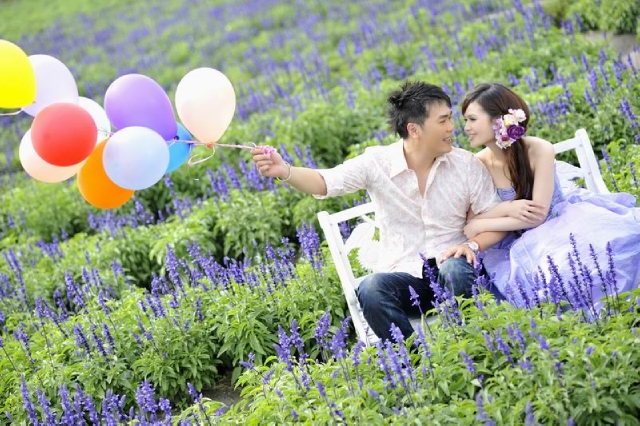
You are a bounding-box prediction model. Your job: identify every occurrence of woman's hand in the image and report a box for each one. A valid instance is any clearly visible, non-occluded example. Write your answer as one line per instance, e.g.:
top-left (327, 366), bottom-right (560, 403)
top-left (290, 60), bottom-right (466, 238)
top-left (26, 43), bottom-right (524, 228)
top-left (507, 199), bottom-right (547, 223)
top-left (464, 219), bottom-right (484, 239)
top-left (251, 146), bottom-right (289, 179)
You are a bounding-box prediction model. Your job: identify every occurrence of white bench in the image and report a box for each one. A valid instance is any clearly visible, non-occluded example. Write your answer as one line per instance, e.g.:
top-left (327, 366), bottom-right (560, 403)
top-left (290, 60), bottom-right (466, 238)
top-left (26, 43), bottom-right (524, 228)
top-left (317, 129), bottom-right (609, 346)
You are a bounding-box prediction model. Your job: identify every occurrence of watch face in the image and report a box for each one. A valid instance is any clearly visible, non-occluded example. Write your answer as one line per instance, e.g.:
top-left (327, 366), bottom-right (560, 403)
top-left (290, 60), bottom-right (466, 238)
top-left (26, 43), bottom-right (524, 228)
top-left (466, 241), bottom-right (479, 252)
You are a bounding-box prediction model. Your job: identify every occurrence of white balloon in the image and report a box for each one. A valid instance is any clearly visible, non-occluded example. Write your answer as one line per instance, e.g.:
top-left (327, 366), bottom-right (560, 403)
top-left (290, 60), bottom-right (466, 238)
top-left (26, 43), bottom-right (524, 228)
top-left (175, 68), bottom-right (236, 144)
top-left (103, 127), bottom-right (170, 190)
top-left (19, 130), bottom-right (84, 183)
top-left (22, 55), bottom-right (79, 117)
top-left (78, 96), bottom-right (111, 142)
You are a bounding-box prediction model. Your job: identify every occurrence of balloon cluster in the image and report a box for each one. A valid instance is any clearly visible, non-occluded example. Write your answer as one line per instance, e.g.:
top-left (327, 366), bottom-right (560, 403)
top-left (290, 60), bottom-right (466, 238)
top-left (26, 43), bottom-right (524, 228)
top-left (0, 39), bottom-right (236, 209)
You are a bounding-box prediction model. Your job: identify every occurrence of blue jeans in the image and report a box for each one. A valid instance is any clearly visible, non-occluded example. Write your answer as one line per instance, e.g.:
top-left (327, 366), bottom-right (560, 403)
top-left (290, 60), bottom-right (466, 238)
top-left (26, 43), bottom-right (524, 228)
top-left (356, 257), bottom-right (476, 341)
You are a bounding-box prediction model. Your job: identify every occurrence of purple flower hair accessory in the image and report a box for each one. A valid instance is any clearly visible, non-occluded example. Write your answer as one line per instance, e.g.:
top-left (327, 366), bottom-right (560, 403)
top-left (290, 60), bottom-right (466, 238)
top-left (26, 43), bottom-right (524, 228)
top-left (493, 108), bottom-right (527, 149)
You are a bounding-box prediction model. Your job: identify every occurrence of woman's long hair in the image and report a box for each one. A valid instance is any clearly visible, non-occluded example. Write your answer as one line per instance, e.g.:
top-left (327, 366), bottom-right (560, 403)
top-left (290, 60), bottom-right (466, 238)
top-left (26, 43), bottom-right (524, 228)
top-left (461, 83), bottom-right (533, 200)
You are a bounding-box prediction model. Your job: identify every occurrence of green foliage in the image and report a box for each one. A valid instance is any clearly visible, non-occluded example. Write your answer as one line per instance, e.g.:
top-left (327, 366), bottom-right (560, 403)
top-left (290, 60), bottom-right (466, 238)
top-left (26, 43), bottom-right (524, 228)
top-left (596, 0), bottom-right (640, 34)
top-left (149, 200), bottom-right (221, 267)
top-left (541, 0), bottom-right (577, 25)
top-left (0, 259), bottom-right (346, 422)
top-left (0, 288), bottom-right (221, 418)
top-left (569, 0), bottom-right (640, 34)
top-left (223, 289), bottom-right (640, 424)
top-left (0, 0), bottom-right (131, 40)
top-left (209, 261), bottom-right (347, 383)
top-left (0, 226), bottom-right (156, 307)
top-left (0, 179), bottom-right (93, 245)
top-left (539, 0), bottom-right (639, 35)
top-left (214, 189), bottom-right (289, 259)
top-left (599, 139), bottom-right (640, 198)
top-left (110, 227), bottom-right (157, 288)
top-left (288, 102), bottom-right (385, 167)
top-left (1, 0), bottom-right (639, 423)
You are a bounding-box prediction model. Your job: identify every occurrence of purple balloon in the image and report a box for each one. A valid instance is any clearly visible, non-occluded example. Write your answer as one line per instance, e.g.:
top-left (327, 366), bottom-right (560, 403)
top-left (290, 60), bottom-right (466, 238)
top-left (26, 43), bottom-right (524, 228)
top-left (104, 74), bottom-right (177, 140)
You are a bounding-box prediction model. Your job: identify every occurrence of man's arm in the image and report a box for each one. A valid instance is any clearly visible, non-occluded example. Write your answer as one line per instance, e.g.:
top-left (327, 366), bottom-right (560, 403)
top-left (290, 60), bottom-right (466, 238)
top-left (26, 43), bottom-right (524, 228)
top-left (252, 146), bottom-right (372, 198)
top-left (473, 230), bottom-right (507, 251)
top-left (279, 165), bottom-right (328, 196)
top-left (252, 148), bottom-right (327, 195)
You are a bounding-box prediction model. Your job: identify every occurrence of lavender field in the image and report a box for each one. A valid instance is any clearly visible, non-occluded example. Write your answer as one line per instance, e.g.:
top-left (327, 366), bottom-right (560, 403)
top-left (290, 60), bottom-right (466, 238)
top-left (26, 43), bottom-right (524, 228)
top-left (1, 0), bottom-right (639, 424)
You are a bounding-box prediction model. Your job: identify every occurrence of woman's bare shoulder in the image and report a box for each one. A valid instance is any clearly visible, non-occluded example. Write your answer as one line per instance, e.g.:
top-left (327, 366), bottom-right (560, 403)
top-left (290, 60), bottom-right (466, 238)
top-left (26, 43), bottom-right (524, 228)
top-left (524, 136), bottom-right (555, 158)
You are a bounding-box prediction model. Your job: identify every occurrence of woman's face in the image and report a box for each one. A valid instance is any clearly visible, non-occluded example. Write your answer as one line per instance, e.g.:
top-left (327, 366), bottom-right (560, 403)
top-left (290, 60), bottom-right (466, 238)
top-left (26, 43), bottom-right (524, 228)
top-left (463, 101), bottom-right (496, 148)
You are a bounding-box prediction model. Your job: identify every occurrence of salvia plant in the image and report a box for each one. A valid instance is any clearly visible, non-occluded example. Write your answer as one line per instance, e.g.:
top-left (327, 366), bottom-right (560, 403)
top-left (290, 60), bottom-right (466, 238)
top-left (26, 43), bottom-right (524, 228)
top-left (0, 0), bottom-right (639, 423)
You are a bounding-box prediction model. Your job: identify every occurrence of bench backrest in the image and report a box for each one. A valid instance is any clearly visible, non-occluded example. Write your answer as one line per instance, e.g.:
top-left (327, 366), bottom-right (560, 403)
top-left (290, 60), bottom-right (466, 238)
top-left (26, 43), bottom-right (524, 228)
top-left (552, 129), bottom-right (609, 194)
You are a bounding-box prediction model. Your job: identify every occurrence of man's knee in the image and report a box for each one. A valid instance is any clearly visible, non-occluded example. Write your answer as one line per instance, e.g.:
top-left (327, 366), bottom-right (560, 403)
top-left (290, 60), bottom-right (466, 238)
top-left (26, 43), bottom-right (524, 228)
top-left (437, 257), bottom-right (475, 296)
top-left (357, 273), bottom-right (387, 305)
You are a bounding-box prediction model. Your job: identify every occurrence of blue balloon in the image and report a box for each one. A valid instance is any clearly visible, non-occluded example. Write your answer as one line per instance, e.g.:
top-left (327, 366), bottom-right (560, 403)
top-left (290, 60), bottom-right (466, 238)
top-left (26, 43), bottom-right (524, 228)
top-left (103, 126), bottom-right (170, 190)
top-left (166, 123), bottom-right (194, 173)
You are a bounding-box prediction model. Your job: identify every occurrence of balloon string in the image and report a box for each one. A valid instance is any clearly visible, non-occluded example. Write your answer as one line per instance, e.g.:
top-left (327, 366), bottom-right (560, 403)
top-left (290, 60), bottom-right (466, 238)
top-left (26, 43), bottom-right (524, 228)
top-left (102, 130), bottom-right (261, 166)
top-left (185, 142), bottom-right (258, 166)
top-left (170, 139), bottom-right (257, 151)
top-left (103, 130), bottom-right (258, 151)
top-left (0, 110), bottom-right (22, 116)
top-left (215, 142), bottom-right (257, 150)
top-left (187, 148), bottom-right (215, 166)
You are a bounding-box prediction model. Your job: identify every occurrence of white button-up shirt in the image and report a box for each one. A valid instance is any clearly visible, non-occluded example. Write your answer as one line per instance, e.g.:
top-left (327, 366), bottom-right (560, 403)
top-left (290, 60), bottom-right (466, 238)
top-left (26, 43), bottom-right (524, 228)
top-left (315, 140), bottom-right (500, 277)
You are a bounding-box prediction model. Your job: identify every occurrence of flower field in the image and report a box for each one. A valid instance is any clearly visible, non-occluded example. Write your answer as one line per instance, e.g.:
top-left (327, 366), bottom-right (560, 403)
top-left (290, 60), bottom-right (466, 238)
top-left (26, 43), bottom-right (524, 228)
top-left (1, 0), bottom-right (639, 424)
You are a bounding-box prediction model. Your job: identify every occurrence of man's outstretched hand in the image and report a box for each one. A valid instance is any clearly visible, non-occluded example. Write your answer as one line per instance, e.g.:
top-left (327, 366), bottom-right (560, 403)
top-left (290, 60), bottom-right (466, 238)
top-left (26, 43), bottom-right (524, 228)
top-left (251, 146), bottom-right (288, 179)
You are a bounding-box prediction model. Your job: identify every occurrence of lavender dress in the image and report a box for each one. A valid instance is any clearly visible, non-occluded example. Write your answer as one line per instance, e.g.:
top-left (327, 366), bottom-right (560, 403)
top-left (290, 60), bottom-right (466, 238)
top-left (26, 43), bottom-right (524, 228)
top-left (482, 170), bottom-right (640, 310)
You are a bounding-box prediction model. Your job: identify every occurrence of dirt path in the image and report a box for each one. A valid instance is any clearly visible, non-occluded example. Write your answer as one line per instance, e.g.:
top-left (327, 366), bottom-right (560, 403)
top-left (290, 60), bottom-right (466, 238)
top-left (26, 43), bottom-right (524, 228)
top-left (202, 370), bottom-right (242, 411)
top-left (584, 31), bottom-right (640, 67)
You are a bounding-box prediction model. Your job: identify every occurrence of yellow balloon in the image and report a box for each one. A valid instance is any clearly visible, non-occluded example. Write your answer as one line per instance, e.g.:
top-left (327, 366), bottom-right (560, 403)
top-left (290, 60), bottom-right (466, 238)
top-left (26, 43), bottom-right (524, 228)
top-left (0, 40), bottom-right (36, 108)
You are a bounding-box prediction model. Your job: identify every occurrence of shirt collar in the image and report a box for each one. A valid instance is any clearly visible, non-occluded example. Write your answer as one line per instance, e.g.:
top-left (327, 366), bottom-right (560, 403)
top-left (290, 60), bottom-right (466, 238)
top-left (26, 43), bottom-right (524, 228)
top-left (389, 139), bottom-right (451, 178)
top-left (389, 140), bottom-right (408, 178)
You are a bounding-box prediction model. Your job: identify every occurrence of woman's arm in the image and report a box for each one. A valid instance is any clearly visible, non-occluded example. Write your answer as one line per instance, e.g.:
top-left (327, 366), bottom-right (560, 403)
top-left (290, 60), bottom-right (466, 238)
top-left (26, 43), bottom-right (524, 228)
top-left (466, 139), bottom-right (556, 236)
top-left (466, 217), bottom-right (534, 236)
top-left (472, 198), bottom-right (547, 222)
top-left (472, 200), bottom-right (524, 220)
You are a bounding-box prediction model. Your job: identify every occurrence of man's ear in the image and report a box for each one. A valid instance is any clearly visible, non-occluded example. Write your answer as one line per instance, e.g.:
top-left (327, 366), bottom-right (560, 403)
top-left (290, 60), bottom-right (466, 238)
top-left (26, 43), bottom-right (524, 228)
top-left (407, 122), bottom-right (420, 139)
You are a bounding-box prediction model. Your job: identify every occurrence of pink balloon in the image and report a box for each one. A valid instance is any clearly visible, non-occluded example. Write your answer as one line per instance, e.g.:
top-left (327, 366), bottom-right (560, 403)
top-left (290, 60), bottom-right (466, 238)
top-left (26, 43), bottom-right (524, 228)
top-left (22, 55), bottom-right (79, 117)
top-left (19, 129), bottom-right (84, 183)
top-left (175, 68), bottom-right (236, 144)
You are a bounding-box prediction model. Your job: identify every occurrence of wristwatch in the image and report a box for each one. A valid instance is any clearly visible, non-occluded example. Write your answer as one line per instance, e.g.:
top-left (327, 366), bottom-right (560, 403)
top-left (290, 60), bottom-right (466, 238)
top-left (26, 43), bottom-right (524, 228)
top-left (464, 240), bottom-right (479, 254)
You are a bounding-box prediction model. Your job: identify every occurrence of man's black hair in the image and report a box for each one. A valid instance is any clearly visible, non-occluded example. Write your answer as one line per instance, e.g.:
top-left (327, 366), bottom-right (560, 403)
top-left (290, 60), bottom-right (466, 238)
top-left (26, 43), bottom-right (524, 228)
top-left (387, 81), bottom-right (452, 139)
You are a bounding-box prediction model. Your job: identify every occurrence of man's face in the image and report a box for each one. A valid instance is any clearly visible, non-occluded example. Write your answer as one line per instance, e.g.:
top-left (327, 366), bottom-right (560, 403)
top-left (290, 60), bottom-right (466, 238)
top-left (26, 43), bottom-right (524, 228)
top-left (413, 102), bottom-right (454, 155)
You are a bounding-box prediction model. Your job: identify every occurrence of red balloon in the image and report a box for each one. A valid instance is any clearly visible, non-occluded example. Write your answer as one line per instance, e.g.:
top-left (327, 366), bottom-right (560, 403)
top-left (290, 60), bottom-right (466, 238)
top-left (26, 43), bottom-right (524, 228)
top-left (31, 103), bottom-right (98, 167)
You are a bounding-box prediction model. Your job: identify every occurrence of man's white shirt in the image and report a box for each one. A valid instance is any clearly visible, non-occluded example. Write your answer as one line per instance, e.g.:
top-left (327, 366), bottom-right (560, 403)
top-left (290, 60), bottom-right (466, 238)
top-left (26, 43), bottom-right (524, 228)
top-left (315, 140), bottom-right (500, 277)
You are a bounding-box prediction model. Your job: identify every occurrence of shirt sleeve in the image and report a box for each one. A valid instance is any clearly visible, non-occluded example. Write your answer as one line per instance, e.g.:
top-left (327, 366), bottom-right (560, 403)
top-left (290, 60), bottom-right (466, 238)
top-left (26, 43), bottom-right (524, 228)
top-left (313, 152), bottom-right (372, 200)
top-left (468, 156), bottom-right (500, 214)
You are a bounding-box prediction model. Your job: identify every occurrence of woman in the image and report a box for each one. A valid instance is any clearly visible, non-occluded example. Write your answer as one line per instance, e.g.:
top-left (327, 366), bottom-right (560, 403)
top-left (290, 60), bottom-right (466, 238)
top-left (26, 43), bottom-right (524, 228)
top-left (460, 83), bottom-right (640, 311)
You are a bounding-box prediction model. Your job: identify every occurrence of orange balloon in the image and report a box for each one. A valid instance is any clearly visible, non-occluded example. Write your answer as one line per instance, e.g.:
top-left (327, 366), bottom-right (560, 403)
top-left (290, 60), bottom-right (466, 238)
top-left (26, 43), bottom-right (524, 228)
top-left (77, 139), bottom-right (134, 209)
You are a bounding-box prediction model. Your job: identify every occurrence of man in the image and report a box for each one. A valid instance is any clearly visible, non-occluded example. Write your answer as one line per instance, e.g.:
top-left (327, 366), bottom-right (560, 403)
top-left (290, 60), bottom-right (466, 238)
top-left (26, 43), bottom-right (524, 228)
top-left (252, 81), bottom-right (505, 341)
